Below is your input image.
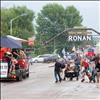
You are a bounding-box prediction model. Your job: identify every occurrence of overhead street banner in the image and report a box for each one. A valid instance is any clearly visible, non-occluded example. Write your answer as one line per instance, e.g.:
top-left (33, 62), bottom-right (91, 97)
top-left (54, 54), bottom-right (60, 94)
top-left (68, 35), bottom-right (92, 41)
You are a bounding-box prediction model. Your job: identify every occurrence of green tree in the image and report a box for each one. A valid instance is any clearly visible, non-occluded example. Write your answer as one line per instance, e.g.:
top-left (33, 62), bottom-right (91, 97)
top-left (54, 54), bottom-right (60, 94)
top-left (1, 6), bottom-right (35, 40)
top-left (64, 6), bottom-right (83, 28)
top-left (36, 3), bottom-right (83, 54)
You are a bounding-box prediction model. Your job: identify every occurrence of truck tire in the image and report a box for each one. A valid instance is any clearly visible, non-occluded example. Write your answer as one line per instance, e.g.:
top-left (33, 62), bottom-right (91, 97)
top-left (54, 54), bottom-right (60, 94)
top-left (26, 73), bottom-right (29, 77)
top-left (26, 68), bottom-right (29, 78)
top-left (16, 70), bottom-right (23, 81)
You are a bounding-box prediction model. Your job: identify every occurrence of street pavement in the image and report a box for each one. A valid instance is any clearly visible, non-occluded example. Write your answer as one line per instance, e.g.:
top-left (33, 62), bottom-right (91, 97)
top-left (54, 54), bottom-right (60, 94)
top-left (1, 63), bottom-right (100, 100)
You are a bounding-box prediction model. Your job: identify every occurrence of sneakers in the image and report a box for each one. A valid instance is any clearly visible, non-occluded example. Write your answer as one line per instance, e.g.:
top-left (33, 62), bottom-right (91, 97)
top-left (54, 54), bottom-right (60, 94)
top-left (59, 79), bottom-right (62, 82)
top-left (55, 79), bottom-right (62, 83)
top-left (55, 80), bottom-right (58, 83)
top-left (81, 79), bottom-right (85, 82)
top-left (63, 77), bottom-right (66, 81)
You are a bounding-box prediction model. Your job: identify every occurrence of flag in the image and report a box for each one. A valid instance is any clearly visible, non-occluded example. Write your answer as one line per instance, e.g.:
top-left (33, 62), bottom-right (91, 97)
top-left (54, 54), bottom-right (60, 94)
top-left (72, 46), bottom-right (76, 52)
top-left (62, 48), bottom-right (66, 55)
top-left (53, 49), bottom-right (57, 54)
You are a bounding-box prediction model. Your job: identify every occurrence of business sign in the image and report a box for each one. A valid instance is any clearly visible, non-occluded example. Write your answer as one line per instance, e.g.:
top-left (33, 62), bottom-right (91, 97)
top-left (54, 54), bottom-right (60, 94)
top-left (0, 63), bottom-right (8, 78)
top-left (68, 35), bottom-right (92, 41)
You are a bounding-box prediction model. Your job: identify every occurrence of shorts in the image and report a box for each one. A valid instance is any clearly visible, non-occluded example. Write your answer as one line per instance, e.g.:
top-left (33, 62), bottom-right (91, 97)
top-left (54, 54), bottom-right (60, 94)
top-left (96, 71), bottom-right (100, 77)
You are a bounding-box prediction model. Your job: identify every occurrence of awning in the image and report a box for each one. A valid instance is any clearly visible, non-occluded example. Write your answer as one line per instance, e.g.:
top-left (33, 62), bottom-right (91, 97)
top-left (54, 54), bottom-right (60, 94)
top-left (0, 36), bottom-right (22, 48)
top-left (7, 35), bottom-right (28, 42)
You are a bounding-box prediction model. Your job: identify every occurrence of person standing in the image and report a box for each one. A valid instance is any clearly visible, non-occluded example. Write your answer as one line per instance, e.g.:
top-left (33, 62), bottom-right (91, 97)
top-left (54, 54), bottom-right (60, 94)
top-left (95, 57), bottom-right (100, 88)
top-left (92, 54), bottom-right (100, 87)
top-left (88, 62), bottom-right (96, 83)
top-left (81, 58), bottom-right (89, 82)
top-left (54, 60), bottom-right (63, 83)
top-left (74, 54), bottom-right (81, 75)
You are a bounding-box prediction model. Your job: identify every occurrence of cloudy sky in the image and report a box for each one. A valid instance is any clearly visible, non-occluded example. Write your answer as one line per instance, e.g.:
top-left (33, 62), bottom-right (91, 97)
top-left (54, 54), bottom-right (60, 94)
top-left (1, 1), bottom-right (100, 32)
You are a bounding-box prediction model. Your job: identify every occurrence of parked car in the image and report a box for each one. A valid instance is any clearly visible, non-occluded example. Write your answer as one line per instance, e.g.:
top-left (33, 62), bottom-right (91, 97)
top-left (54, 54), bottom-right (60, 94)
top-left (30, 55), bottom-right (48, 63)
top-left (44, 54), bottom-right (61, 62)
top-left (30, 54), bottom-right (61, 63)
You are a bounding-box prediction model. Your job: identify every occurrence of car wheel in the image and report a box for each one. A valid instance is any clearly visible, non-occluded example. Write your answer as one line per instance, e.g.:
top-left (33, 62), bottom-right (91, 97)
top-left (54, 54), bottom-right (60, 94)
top-left (26, 73), bottom-right (29, 77)
top-left (26, 68), bottom-right (29, 78)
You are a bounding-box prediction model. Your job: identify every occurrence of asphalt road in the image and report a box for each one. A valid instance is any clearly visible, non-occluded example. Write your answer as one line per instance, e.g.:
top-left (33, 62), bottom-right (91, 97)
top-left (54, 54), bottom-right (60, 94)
top-left (1, 63), bottom-right (100, 100)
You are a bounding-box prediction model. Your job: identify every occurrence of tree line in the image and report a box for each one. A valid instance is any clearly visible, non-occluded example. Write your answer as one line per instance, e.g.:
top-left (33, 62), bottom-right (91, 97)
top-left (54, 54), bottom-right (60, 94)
top-left (2, 3), bottom-right (90, 55)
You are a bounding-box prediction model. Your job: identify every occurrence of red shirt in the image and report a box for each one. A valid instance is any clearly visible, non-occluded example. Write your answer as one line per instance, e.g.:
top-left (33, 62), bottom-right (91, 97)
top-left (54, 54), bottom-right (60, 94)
top-left (83, 61), bottom-right (89, 69)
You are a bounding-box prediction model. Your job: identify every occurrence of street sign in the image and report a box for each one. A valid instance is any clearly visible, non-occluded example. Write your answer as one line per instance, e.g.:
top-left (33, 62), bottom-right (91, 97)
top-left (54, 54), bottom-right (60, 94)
top-left (68, 35), bottom-right (92, 41)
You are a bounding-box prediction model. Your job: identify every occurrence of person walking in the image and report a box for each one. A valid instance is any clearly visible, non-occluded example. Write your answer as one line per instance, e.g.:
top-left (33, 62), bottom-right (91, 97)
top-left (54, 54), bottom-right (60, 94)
top-left (54, 60), bottom-right (63, 83)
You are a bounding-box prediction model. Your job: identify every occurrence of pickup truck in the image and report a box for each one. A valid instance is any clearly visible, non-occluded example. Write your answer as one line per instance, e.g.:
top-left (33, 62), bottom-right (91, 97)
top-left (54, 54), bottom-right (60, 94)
top-left (0, 57), bottom-right (29, 81)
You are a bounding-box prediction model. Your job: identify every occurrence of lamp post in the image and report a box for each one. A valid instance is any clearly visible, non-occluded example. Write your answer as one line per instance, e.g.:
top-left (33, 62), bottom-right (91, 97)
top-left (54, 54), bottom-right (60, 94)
top-left (10, 13), bottom-right (27, 35)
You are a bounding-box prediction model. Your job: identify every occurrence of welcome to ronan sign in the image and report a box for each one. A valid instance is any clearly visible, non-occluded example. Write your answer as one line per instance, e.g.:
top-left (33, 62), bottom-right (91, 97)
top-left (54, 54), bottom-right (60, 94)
top-left (68, 35), bottom-right (92, 41)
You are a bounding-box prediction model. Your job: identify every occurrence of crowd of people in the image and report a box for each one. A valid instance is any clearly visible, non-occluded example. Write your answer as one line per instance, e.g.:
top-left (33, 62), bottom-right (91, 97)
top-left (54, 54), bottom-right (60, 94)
top-left (54, 53), bottom-right (100, 88)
